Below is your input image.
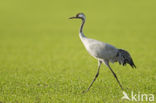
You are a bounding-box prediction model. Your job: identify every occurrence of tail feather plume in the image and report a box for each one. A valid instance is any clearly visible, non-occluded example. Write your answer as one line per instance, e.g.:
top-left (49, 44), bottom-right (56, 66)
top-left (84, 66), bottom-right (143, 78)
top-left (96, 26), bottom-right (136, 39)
top-left (116, 49), bottom-right (136, 68)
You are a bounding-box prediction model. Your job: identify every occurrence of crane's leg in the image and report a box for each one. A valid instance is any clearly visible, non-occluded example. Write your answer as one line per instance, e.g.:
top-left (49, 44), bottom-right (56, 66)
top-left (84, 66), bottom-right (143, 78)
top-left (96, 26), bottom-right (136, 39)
top-left (104, 60), bottom-right (124, 91)
top-left (82, 60), bottom-right (102, 93)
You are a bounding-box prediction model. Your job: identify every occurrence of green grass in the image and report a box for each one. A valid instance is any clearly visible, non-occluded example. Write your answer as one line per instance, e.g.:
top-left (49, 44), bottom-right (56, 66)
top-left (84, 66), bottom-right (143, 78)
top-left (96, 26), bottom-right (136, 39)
top-left (0, 0), bottom-right (156, 102)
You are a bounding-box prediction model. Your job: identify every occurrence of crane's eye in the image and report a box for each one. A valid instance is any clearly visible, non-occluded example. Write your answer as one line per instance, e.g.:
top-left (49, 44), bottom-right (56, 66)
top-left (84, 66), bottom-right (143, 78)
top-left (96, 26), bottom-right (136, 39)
top-left (76, 14), bottom-right (80, 17)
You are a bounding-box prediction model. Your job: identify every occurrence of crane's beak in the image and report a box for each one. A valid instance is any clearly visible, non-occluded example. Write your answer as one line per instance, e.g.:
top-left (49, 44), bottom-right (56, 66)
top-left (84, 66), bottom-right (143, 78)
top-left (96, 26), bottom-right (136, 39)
top-left (69, 16), bottom-right (77, 19)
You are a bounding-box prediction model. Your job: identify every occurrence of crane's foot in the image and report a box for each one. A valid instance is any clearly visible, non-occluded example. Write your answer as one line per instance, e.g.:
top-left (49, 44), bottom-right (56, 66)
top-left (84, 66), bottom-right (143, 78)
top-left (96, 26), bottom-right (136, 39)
top-left (81, 89), bottom-right (90, 94)
top-left (81, 90), bottom-right (86, 94)
top-left (82, 90), bottom-right (87, 94)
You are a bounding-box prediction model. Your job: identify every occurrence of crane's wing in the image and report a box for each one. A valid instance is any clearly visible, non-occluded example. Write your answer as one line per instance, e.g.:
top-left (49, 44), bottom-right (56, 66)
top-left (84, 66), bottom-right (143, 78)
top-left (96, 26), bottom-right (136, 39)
top-left (83, 38), bottom-right (118, 60)
top-left (81, 38), bottom-right (136, 68)
top-left (116, 49), bottom-right (136, 68)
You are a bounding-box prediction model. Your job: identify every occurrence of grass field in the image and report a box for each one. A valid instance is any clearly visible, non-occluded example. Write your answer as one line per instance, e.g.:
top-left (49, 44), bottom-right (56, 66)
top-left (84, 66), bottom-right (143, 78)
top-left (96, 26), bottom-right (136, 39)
top-left (0, 0), bottom-right (156, 102)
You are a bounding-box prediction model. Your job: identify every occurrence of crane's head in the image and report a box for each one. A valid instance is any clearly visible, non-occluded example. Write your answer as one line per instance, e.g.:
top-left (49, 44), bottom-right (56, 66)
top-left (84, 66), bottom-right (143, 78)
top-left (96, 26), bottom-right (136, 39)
top-left (69, 13), bottom-right (86, 20)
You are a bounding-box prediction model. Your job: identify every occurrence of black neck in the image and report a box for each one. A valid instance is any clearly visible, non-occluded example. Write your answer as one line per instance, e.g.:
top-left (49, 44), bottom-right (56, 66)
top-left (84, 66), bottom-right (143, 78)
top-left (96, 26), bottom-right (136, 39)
top-left (80, 19), bottom-right (85, 33)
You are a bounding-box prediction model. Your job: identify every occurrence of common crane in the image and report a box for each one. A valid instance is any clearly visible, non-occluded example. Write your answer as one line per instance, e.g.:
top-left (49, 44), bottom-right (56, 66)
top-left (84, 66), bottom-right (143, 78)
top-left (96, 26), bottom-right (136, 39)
top-left (69, 13), bottom-right (136, 93)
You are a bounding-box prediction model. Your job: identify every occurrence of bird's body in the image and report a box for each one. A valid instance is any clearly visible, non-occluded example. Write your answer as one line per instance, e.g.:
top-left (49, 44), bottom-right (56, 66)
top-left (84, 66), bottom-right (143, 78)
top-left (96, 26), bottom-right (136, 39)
top-left (69, 13), bottom-right (136, 93)
top-left (80, 34), bottom-right (118, 63)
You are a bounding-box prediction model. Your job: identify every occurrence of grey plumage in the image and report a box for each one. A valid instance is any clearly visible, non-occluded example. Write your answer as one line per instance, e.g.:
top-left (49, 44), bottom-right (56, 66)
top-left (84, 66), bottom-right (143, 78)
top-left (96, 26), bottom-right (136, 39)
top-left (69, 13), bottom-right (136, 93)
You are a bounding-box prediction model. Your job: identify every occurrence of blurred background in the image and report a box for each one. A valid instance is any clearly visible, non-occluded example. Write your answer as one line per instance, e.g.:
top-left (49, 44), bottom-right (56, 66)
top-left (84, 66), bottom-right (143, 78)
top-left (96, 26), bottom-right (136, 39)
top-left (0, 0), bottom-right (156, 102)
